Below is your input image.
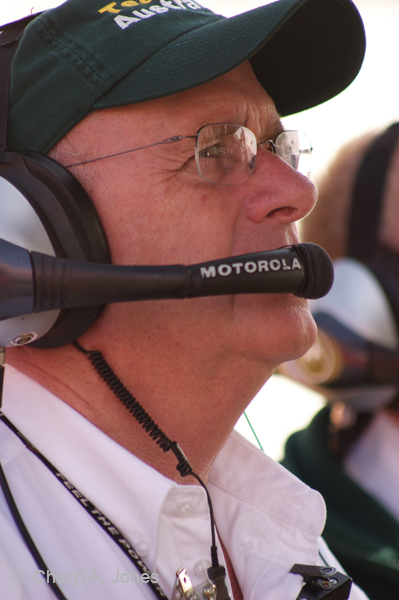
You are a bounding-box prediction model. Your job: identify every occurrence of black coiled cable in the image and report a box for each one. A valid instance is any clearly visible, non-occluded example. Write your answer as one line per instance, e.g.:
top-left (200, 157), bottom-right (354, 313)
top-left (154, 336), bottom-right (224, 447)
top-left (74, 342), bottom-right (176, 448)
top-left (73, 341), bottom-right (220, 568)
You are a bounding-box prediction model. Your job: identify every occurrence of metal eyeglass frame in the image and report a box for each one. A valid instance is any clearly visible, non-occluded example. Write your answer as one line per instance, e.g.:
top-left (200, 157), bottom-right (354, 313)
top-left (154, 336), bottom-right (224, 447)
top-left (65, 123), bottom-right (312, 185)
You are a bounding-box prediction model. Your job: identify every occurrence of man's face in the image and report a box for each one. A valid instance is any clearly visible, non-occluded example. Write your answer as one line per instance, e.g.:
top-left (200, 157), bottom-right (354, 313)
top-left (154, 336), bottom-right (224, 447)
top-left (70, 62), bottom-right (318, 371)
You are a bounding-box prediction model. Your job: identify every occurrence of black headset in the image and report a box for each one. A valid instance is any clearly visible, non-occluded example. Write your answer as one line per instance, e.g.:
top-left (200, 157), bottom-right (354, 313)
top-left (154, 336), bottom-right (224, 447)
top-left (282, 122), bottom-right (399, 410)
top-left (0, 15), bottom-right (111, 349)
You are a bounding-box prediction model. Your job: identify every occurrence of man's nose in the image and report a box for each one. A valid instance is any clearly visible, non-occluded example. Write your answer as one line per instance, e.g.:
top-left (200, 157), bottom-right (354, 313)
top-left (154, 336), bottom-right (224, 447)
top-left (242, 149), bottom-right (318, 225)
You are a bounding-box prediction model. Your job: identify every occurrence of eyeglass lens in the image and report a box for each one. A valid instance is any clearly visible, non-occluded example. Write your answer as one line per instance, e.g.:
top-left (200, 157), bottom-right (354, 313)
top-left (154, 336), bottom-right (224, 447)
top-left (196, 124), bottom-right (257, 186)
top-left (195, 124), bottom-right (312, 185)
top-left (274, 130), bottom-right (312, 179)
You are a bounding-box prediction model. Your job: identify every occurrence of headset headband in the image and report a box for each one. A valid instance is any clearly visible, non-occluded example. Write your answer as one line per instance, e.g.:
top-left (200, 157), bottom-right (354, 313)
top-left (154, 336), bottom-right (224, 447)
top-left (348, 122), bottom-right (399, 260)
top-left (348, 122), bottom-right (399, 335)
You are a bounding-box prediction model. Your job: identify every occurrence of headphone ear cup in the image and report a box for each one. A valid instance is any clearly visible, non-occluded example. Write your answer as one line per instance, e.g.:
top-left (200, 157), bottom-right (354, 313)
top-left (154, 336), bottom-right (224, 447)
top-left (0, 151), bottom-right (111, 347)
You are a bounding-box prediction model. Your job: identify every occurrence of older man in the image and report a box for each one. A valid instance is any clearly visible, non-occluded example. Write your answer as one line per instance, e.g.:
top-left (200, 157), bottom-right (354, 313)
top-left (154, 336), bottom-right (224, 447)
top-left (0, 1), bottom-right (367, 599)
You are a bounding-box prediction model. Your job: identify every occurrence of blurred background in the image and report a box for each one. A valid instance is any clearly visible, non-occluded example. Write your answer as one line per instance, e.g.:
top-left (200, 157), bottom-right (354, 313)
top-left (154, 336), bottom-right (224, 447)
top-left (2, 0), bottom-right (399, 459)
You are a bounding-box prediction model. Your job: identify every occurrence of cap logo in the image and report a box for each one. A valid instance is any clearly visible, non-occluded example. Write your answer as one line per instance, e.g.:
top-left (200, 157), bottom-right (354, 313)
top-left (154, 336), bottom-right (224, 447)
top-left (99, 0), bottom-right (203, 30)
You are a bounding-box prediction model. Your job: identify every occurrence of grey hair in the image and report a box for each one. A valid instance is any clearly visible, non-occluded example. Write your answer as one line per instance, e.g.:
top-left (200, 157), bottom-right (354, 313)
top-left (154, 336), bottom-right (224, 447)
top-left (48, 134), bottom-right (96, 195)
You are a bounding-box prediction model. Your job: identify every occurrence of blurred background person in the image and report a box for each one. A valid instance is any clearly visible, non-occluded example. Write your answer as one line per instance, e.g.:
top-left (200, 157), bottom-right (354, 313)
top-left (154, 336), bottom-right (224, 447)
top-left (280, 122), bottom-right (399, 600)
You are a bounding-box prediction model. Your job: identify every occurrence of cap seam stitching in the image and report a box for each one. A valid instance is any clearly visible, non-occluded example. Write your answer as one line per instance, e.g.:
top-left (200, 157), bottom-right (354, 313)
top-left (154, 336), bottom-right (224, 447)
top-left (39, 19), bottom-right (110, 87)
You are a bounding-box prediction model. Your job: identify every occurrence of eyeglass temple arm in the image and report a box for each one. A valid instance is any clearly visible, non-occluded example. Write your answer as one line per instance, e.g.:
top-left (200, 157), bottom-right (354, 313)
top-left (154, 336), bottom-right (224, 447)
top-left (65, 134), bottom-right (197, 168)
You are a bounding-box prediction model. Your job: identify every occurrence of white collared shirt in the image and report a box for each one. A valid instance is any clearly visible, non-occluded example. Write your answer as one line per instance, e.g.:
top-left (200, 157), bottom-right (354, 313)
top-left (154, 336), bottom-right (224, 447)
top-left (0, 367), bottom-right (368, 599)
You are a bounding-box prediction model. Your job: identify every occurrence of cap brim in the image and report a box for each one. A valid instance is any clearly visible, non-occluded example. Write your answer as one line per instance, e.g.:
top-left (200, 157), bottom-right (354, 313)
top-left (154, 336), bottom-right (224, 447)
top-left (94, 0), bottom-right (365, 117)
top-left (7, 0), bottom-right (365, 154)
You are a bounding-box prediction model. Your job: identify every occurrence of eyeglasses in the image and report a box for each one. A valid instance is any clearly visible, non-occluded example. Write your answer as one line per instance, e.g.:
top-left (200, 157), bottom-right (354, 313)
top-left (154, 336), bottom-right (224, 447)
top-left (66, 123), bottom-right (312, 186)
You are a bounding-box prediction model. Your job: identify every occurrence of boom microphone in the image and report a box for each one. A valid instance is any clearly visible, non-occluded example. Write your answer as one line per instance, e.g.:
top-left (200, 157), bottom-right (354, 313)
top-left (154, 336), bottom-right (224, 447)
top-left (0, 240), bottom-right (333, 320)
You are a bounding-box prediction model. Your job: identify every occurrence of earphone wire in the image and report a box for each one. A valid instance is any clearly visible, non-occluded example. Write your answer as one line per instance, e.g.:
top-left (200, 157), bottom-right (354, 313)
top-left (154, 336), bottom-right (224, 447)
top-left (243, 411), bottom-right (264, 451)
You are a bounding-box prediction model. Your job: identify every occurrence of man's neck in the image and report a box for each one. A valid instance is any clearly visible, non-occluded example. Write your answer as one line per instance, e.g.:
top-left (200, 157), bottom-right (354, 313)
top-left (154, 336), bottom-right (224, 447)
top-left (6, 341), bottom-right (272, 484)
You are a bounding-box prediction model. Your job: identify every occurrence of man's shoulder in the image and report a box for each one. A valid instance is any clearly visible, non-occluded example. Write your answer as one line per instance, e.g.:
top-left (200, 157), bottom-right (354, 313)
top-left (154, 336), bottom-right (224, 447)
top-left (210, 429), bottom-right (326, 533)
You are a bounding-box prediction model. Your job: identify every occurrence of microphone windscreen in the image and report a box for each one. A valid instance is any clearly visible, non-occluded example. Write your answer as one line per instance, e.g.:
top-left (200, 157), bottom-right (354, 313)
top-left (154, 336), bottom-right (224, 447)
top-left (294, 243), bottom-right (334, 299)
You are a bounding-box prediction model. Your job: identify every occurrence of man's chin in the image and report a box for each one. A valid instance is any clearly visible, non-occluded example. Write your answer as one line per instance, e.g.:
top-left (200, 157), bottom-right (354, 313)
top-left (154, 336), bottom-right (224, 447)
top-left (278, 304), bottom-right (318, 364)
top-left (228, 296), bottom-right (317, 366)
top-left (282, 295), bottom-right (317, 345)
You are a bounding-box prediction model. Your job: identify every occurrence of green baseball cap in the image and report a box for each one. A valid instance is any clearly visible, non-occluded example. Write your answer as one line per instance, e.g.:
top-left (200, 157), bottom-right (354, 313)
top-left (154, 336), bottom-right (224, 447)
top-left (6, 0), bottom-right (365, 154)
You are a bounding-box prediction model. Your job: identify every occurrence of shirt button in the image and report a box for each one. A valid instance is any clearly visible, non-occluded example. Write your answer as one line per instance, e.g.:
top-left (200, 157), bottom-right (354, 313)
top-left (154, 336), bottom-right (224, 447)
top-left (177, 502), bottom-right (193, 516)
top-left (194, 559), bottom-right (211, 580)
top-left (136, 540), bottom-right (151, 557)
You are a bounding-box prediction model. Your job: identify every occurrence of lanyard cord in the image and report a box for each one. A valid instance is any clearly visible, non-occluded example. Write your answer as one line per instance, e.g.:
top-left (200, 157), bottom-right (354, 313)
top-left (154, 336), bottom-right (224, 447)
top-left (0, 413), bottom-right (168, 599)
top-left (0, 407), bottom-right (354, 600)
top-left (0, 458), bottom-right (68, 600)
